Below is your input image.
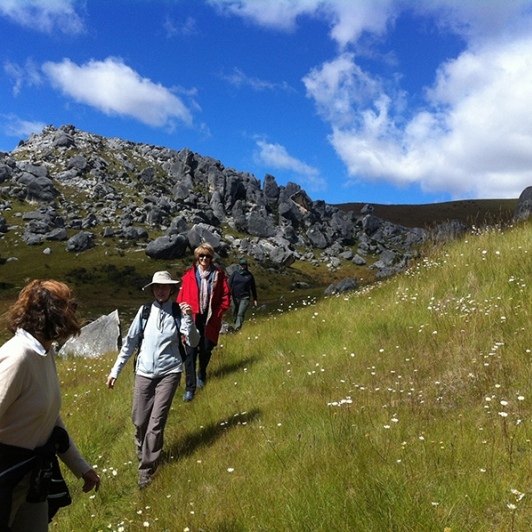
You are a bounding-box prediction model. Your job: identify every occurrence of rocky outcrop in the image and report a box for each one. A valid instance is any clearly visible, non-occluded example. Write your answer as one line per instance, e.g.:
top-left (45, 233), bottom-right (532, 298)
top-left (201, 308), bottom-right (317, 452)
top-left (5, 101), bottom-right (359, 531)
top-left (430, 220), bottom-right (468, 243)
top-left (59, 310), bottom-right (121, 357)
top-left (0, 124), bottom-right (433, 277)
top-left (514, 186), bottom-right (532, 222)
top-left (324, 278), bottom-right (358, 296)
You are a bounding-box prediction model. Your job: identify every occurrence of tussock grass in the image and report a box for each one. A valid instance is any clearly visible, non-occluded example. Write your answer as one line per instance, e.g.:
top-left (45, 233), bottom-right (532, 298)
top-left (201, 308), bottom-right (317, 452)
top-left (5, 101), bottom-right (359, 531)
top-left (22, 222), bottom-right (532, 530)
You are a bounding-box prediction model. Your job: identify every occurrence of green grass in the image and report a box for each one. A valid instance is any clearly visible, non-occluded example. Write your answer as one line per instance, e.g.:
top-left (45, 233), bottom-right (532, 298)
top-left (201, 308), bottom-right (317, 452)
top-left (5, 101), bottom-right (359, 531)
top-left (0, 238), bottom-right (345, 327)
top-left (20, 219), bottom-right (530, 531)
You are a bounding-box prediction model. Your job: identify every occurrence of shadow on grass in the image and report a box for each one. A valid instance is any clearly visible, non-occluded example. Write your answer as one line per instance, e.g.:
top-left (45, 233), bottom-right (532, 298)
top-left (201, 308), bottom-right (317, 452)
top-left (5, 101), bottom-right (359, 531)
top-left (210, 354), bottom-right (260, 381)
top-left (165, 408), bottom-right (261, 462)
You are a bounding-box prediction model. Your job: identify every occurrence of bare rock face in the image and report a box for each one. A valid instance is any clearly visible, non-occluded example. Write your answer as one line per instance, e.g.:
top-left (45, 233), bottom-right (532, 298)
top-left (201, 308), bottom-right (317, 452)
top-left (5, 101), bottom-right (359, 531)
top-left (59, 310), bottom-right (121, 358)
top-left (1, 124), bottom-right (435, 275)
top-left (66, 231), bottom-right (95, 252)
top-left (324, 278), bottom-right (358, 296)
top-left (145, 234), bottom-right (188, 259)
top-left (514, 186), bottom-right (532, 222)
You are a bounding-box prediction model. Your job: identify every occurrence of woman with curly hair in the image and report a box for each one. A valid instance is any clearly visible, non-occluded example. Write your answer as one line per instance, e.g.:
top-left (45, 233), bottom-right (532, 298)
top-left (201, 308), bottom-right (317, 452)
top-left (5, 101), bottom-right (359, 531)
top-left (0, 279), bottom-right (100, 531)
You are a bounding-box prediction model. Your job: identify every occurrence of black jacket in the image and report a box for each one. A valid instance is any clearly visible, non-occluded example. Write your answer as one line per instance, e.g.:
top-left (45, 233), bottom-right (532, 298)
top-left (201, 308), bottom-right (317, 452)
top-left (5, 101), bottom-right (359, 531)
top-left (228, 268), bottom-right (257, 300)
top-left (0, 426), bottom-right (72, 528)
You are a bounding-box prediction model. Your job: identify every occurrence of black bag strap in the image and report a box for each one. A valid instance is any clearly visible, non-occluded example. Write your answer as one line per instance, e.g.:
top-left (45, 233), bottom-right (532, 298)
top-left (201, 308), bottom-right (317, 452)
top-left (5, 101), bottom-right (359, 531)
top-left (138, 303), bottom-right (152, 351)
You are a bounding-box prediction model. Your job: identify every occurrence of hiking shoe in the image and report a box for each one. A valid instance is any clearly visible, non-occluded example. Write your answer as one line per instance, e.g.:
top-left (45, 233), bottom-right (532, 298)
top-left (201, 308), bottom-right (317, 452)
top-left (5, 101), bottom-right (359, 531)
top-left (138, 472), bottom-right (152, 490)
top-left (183, 391), bottom-right (194, 402)
top-left (197, 379), bottom-right (205, 389)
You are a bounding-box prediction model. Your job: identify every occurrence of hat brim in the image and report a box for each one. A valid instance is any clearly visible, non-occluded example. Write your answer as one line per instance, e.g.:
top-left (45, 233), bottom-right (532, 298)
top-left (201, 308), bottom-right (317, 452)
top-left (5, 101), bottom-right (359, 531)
top-left (142, 280), bottom-right (180, 290)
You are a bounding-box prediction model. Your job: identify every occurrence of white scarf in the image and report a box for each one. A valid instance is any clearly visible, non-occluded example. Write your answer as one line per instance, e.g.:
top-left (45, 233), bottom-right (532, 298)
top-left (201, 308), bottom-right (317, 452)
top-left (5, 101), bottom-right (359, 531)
top-left (199, 267), bottom-right (212, 314)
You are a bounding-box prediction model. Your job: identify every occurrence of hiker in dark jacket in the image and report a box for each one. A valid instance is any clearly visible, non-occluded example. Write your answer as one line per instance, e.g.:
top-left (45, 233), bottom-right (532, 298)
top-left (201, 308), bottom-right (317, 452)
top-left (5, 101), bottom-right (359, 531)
top-left (106, 271), bottom-right (199, 489)
top-left (228, 258), bottom-right (258, 331)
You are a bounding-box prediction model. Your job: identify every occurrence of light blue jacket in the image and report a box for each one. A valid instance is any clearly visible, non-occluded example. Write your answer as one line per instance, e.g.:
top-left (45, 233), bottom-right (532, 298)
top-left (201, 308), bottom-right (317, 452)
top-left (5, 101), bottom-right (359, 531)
top-left (110, 300), bottom-right (200, 380)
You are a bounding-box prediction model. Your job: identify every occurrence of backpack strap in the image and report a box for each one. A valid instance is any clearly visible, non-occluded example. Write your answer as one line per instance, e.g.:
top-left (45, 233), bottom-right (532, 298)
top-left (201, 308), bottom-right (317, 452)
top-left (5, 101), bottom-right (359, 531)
top-left (134, 302), bottom-right (186, 371)
top-left (139, 302), bottom-right (180, 348)
top-left (138, 303), bottom-right (152, 350)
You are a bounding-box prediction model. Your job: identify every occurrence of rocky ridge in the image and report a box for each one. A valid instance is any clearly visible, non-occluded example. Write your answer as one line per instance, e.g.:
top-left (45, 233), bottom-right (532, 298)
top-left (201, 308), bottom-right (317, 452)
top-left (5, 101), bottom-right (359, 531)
top-left (0, 124), bottom-right (451, 282)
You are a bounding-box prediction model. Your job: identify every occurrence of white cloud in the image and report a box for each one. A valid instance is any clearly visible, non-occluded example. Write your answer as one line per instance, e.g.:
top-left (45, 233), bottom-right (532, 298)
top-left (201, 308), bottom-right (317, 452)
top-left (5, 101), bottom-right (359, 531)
top-left (212, 0), bottom-right (532, 199)
top-left (323, 0), bottom-right (395, 48)
top-left (414, 0), bottom-right (532, 44)
top-left (207, 0), bottom-right (394, 45)
top-left (41, 57), bottom-right (195, 129)
top-left (2, 114), bottom-right (45, 138)
top-left (323, 36), bottom-right (532, 199)
top-left (207, 0), bottom-right (319, 31)
top-left (210, 0), bottom-right (532, 47)
top-left (221, 67), bottom-right (294, 92)
top-left (164, 15), bottom-right (198, 38)
top-left (4, 59), bottom-right (42, 96)
top-left (303, 53), bottom-right (383, 127)
top-left (0, 0), bottom-right (85, 34)
top-left (254, 139), bottom-right (326, 191)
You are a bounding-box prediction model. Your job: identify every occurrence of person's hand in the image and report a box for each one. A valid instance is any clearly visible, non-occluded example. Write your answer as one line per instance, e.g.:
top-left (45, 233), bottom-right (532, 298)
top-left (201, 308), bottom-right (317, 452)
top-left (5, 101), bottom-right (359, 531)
top-left (82, 468), bottom-right (100, 493)
top-left (179, 302), bottom-right (193, 315)
top-left (106, 375), bottom-right (116, 389)
top-left (253, 300), bottom-right (258, 307)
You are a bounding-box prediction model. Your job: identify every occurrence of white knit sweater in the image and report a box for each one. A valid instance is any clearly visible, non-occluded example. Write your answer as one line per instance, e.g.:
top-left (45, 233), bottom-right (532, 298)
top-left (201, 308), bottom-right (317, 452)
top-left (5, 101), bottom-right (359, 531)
top-left (0, 330), bottom-right (90, 478)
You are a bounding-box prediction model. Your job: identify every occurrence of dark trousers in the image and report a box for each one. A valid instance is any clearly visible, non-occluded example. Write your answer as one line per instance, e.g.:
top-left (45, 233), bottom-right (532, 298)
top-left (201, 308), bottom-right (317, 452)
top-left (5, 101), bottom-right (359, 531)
top-left (184, 313), bottom-right (215, 392)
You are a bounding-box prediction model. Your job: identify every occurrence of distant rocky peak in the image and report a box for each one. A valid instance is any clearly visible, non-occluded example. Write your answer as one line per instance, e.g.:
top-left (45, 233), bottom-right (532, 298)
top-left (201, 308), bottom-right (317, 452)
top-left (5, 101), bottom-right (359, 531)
top-left (1, 124), bottom-right (430, 280)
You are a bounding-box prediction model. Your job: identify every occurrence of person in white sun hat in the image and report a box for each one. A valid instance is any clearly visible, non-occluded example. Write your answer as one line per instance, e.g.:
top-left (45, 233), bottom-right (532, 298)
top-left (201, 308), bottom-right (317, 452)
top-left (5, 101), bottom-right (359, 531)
top-left (106, 271), bottom-right (199, 489)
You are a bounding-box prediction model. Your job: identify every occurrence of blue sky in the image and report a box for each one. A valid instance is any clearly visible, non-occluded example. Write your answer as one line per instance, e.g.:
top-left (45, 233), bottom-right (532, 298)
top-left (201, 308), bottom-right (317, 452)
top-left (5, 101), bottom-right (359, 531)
top-left (1, 0), bottom-right (532, 205)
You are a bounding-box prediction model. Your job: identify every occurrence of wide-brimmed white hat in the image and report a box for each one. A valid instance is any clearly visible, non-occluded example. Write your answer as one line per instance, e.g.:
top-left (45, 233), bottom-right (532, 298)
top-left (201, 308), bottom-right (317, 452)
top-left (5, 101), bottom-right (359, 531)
top-left (142, 271), bottom-right (180, 290)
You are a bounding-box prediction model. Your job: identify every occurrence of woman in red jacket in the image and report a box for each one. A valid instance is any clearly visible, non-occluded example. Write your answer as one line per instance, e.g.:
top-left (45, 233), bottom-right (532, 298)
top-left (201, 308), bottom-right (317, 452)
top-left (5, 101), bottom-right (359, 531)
top-left (177, 243), bottom-right (230, 402)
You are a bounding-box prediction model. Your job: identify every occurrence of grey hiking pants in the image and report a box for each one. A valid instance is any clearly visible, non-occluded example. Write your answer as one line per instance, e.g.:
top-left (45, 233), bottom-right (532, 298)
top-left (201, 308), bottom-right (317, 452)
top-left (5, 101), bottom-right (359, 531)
top-left (132, 372), bottom-right (181, 476)
top-left (232, 296), bottom-right (250, 330)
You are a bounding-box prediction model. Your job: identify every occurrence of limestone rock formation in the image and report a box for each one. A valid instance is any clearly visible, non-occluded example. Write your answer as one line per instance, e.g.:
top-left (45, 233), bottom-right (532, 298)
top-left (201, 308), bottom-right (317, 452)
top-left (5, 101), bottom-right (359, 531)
top-left (59, 310), bottom-right (121, 358)
top-left (0, 124), bottom-right (472, 279)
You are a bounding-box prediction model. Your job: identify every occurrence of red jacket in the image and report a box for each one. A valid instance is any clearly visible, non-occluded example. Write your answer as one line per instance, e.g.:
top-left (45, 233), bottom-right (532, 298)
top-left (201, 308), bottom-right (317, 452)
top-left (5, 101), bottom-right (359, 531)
top-left (177, 264), bottom-right (230, 345)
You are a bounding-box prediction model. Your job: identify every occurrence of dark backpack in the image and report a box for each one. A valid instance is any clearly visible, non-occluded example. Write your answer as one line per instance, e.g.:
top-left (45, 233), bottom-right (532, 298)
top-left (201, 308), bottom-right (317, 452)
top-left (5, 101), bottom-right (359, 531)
top-left (133, 302), bottom-right (186, 371)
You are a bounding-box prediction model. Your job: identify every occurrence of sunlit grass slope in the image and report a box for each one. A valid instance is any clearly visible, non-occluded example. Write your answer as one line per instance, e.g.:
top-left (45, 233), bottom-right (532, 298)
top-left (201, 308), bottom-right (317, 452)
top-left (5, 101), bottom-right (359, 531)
top-left (53, 222), bottom-right (532, 531)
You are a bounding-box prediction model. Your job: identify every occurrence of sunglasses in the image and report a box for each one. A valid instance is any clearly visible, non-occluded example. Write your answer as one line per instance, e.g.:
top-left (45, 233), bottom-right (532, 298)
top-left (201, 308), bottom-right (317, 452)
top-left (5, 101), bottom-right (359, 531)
top-left (198, 254), bottom-right (212, 259)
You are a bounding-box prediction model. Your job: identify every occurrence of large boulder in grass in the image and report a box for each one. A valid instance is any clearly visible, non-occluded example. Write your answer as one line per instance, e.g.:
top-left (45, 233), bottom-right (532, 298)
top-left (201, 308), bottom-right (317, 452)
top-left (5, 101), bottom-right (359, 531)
top-left (145, 234), bottom-right (188, 259)
top-left (59, 310), bottom-right (121, 358)
top-left (306, 224), bottom-right (329, 249)
top-left (45, 228), bottom-right (68, 241)
top-left (121, 226), bottom-right (149, 240)
top-left (66, 231), bottom-right (95, 252)
top-left (430, 220), bottom-right (467, 243)
top-left (24, 176), bottom-right (59, 203)
top-left (514, 186), bottom-right (532, 222)
top-left (324, 278), bottom-right (358, 296)
top-left (247, 210), bottom-right (276, 238)
top-left (0, 163), bottom-right (12, 183)
top-left (269, 246), bottom-right (296, 268)
top-left (185, 223), bottom-right (221, 251)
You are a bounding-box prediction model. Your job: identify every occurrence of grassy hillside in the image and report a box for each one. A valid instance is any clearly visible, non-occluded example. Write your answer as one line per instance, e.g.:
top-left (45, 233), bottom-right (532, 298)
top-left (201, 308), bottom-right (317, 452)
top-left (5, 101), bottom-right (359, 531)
top-left (336, 198), bottom-right (518, 228)
top-left (0, 238), bottom-right (366, 334)
top-left (31, 218), bottom-right (532, 531)
top-left (0, 198), bottom-right (518, 325)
